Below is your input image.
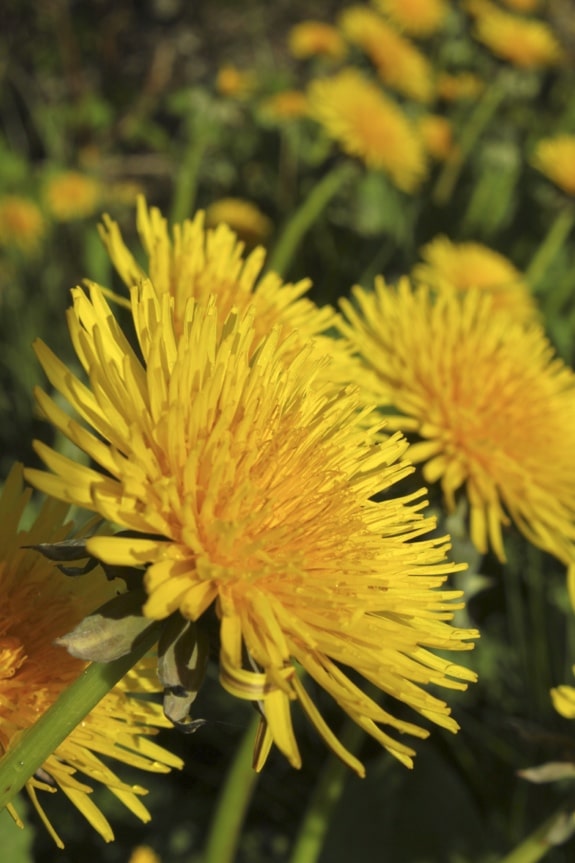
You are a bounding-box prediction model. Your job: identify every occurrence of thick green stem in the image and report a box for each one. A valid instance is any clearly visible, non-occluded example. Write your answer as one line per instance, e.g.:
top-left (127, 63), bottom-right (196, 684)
top-left (267, 162), bottom-right (357, 278)
top-left (433, 73), bottom-right (508, 205)
top-left (497, 808), bottom-right (574, 863)
top-left (525, 207), bottom-right (575, 293)
top-left (201, 713), bottom-right (261, 863)
top-left (288, 718), bottom-right (365, 863)
top-left (0, 624), bottom-right (161, 812)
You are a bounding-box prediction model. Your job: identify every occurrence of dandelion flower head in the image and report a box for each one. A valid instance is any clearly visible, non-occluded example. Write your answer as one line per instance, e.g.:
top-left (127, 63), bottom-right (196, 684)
top-left (339, 6), bottom-right (435, 103)
top-left (205, 198), bottom-right (273, 246)
top-left (373, 0), bottom-right (449, 37)
top-left (532, 135), bottom-right (575, 197)
top-left (413, 235), bottom-right (537, 321)
top-left (307, 68), bottom-right (427, 192)
top-left (216, 65), bottom-right (256, 98)
top-left (0, 195), bottom-right (45, 254)
top-left (26, 277), bottom-right (478, 775)
top-left (43, 171), bottom-right (102, 222)
top-left (467, 1), bottom-right (563, 68)
top-left (288, 20), bottom-right (347, 60)
top-left (0, 465), bottom-right (182, 848)
top-left (417, 115), bottom-right (455, 161)
top-left (339, 279), bottom-right (575, 564)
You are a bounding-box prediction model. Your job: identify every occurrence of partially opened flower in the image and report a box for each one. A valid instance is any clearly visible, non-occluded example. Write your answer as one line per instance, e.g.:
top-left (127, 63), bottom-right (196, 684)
top-left (532, 135), bottom-right (575, 196)
top-left (339, 7), bottom-right (435, 103)
top-left (307, 68), bottom-right (427, 192)
top-left (467, 1), bottom-right (562, 68)
top-left (373, 0), bottom-right (448, 37)
top-left (0, 465), bottom-right (182, 848)
top-left (339, 279), bottom-right (575, 564)
top-left (43, 171), bottom-right (102, 221)
top-left (26, 279), bottom-right (477, 775)
top-left (413, 236), bottom-right (537, 321)
top-left (288, 21), bottom-right (347, 60)
top-left (0, 195), bottom-right (45, 254)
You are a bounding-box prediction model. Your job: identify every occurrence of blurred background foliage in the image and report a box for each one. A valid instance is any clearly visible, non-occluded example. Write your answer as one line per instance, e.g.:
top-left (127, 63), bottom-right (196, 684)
top-left (3, 0), bottom-right (575, 860)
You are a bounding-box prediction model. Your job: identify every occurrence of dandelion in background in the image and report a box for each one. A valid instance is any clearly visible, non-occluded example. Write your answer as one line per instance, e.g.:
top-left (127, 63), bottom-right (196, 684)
top-left (25, 276), bottom-right (478, 775)
top-left (287, 21), bottom-right (347, 60)
top-left (532, 135), bottom-right (575, 196)
top-left (205, 198), bottom-right (273, 246)
top-left (413, 235), bottom-right (537, 320)
top-left (0, 465), bottom-right (182, 848)
top-left (307, 68), bottom-right (427, 193)
top-left (339, 279), bottom-right (575, 564)
top-left (0, 195), bottom-right (45, 254)
top-left (259, 90), bottom-right (309, 121)
top-left (466, 0), bottom-right (563, 68)
top-left (215, 65), bottom-right (256, 99)
top-left (373, 0), bottom-right (449, 37)
top-left (339, 6), bottom-right (435, 103)
top-left (43, 171), bottom-right (102, 222)
top-left (437, 71), bottom-right (484, 101)
top-left (417, 115), bottom-right (455, 162)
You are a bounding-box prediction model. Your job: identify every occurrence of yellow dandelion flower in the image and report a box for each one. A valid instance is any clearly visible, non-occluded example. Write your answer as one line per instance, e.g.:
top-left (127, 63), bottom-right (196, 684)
top-left (339, 6), bottom-right (435, 103)
top-left (128, 846), bottom-right (162, 863)
top-left (44, 171), bottom-right (102, 222)
top-left (288, 21), bottom-right (347, 60)
top-left (259, 90), bottom-right (309, 120)
top-left (0, 465), bottom-right (182, 848)
top-left (532, 135), bottom-right (575, 196)
top-left (95, 197), bottom-right (342, 374)
top-left (25, 281), bottom-right (477, 775)
top-left (437, 71), bottom-right (484, 101)
top-left (373, 0), bottom-right (449, 37)
top-left (417, 115), bottom-right (455, 161)
top-left (468, 2), bottom-right (563, 68)
top-left (307, 69), bottom-right (427, 193)
top-left (215, 65), bottom-right (256, 98)
top-left (0, 195), bottom-right (45, 253)
top-left (413, 236), bottom-right (537, 320)
top-left (339, 280), bottom-right (575, 564)
top-left (205, 198), bottom-right (273, 246)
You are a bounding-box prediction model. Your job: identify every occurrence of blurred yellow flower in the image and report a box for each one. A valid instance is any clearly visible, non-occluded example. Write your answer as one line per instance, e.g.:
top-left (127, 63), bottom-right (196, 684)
top-left (307, 68), bottom-right (427, 192)
top-left (44, 171), bottom-right (102, 221)
top-left (339, 6), bottom-right (435, 102)
top-left (216, 64), bottom-right (256, 98)
top-left (413, 236), bottom-right (537, 320)
top-left (205, 197), bottom-right (273, 246)
top-left (437, 71), bottom-right (484, 101)
top-left (0, 195), bottom-right (44, 253)
top-left (259, 89), bottom-right (309, 120)
top-left (373, 0), bottom-right (449, 37)
top-left (468, 2), bottom-right (562, 67)
top-left (26, 259), bottom-right (478, 776)
top-left (288, 20), bottom-right (347, 59)
top-left (0, 465), bottom-right (182, 848)
top-left (339, 280), bottom-right (575, 564)
top-left (532, 135), bottom-right (575, 196)
top-left (128, 847), bottom-right (162, 863)
top-left (417, 115), bottom-right (455, 161)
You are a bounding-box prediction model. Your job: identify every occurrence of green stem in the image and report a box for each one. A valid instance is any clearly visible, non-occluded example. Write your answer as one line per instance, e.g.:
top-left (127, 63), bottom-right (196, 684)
top-left (497, 808), bottom-right (574, 863)
top-left (0, 624), bottom-right (161, 812)
top-left (267, 162), bottom-right (357, 278)
top-left (433, 73), bottom-right (508, 206)
top-left (170, 125), bottom-right (210, 224)
top-left (525, 207), bottom-right (575, 293)
top-left (288, 717), bottom-right (365, 863)
top-left (201, 713), bottom-right (261, 863)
